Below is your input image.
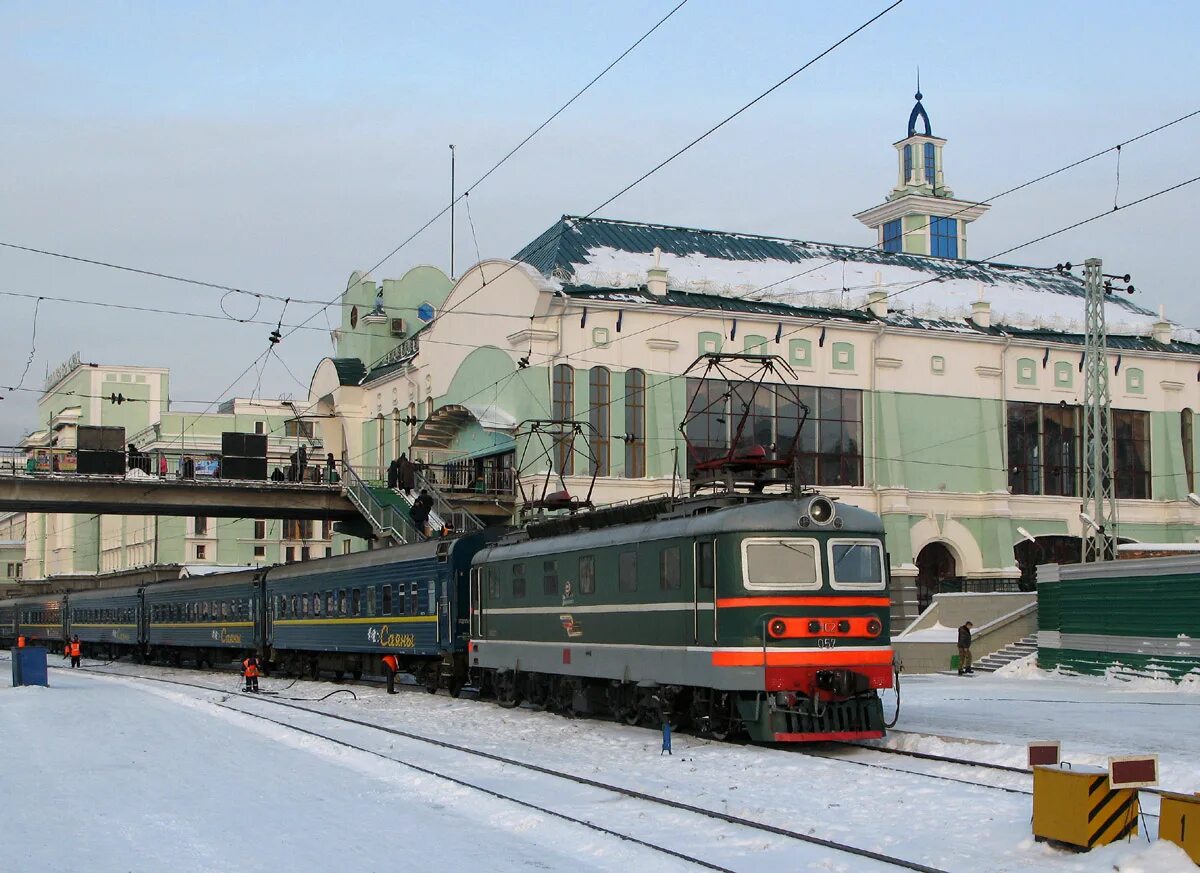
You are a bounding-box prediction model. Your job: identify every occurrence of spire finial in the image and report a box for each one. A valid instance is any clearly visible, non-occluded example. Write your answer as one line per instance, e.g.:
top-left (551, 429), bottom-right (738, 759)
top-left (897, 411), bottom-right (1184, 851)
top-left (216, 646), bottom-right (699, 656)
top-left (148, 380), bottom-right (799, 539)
top-left (915, 66), bottom-right (921, 101)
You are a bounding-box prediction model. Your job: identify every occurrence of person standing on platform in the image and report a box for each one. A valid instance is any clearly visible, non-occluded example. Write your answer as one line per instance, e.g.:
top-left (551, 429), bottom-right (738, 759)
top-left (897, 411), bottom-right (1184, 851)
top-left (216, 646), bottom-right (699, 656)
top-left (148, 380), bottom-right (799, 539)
top-left (397, 453), bottom-right (415, 496)
top-left (69, 635), bottom-right (81, 668)
top-left (381, 654), bottom-right (400, 694)
top-left (957, 621), bottom-right (974, 675)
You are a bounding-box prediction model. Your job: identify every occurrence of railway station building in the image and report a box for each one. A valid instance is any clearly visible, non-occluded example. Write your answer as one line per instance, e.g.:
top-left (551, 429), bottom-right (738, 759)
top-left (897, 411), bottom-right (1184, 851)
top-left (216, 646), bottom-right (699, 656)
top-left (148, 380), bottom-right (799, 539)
top-left (309, 92), bottom-right (1200, 627)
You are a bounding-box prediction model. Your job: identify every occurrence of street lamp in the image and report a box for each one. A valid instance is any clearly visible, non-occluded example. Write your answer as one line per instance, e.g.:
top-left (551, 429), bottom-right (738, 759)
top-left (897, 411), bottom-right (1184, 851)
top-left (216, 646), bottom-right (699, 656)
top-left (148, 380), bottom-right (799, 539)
top-left (1187, 493), bottom-right (1200, 507)
top-left (1016, 526), bottom-right (1037, 544)
top-left (1079, 512), bottom-right (1101, 533)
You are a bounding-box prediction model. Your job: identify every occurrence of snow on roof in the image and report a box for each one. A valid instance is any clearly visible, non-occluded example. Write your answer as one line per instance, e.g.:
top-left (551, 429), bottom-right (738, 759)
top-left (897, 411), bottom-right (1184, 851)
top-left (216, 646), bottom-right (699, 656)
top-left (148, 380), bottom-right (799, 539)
top-left (517, 216), bottom-right (1170, 337)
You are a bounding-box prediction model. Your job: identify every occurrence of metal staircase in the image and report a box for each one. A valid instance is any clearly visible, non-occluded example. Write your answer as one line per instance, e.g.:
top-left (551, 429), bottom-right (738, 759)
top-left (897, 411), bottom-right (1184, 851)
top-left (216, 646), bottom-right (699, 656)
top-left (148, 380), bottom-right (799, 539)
top-left (341, 460), bottom-right (420, 545)
top-left (973, 635), bottom-right (1038, 673)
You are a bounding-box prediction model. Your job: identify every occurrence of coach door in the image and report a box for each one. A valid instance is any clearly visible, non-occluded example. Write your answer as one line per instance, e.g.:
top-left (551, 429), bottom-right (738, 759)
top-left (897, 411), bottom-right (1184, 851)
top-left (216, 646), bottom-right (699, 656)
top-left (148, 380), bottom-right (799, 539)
top-left (470, 567), bottom-right (483, 640)
top-left (693, 540), bottom-right (716, 645)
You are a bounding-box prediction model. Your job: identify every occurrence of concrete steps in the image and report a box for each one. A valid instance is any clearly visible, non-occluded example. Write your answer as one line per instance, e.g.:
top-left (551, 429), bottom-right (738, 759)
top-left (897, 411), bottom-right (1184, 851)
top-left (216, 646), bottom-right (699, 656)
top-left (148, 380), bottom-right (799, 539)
top-left (972, 635), bottom-right (1038, 673)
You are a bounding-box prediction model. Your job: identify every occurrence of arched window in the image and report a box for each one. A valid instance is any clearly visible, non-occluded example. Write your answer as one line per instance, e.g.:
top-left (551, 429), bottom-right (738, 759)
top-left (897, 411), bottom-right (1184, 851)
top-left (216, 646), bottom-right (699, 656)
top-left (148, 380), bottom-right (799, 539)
top-left (589, 367), bottom-right (610, 477)
top-left (426, 397), bottom-right (434, 420)
top-left (624, 369), bottom-right (646, 478)
top-left (391, 408), bottom-right (401, 461)
top-left (1183, 408), bottom-right (1195, 493)
top-left (551, 364), bottom-right (574, 475)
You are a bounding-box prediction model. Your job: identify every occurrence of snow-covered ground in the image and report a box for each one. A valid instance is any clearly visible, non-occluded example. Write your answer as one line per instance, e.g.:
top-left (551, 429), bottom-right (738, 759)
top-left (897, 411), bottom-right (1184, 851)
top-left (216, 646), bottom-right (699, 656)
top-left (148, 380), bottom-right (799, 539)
top-left (3, 655), bottom-right (1197, 872)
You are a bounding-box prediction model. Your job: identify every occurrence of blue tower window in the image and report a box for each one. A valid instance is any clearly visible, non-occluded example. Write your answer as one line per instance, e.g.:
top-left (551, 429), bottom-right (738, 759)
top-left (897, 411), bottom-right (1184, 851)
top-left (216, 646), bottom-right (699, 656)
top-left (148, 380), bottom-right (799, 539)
top-left (417, 302), bottom-right (435, 323)
top-left (883, 220), bottom-right (903, 253)
top-left (903, 144), bottom-right (913, 182)
top-left (924, 142), bottom-right (936, 187)
top-left (930, 217), bottom-right (958, 258)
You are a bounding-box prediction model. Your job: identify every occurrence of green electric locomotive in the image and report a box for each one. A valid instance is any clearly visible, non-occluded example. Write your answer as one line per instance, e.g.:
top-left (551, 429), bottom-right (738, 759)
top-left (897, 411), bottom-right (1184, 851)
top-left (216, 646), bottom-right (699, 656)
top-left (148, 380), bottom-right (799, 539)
top-left (468, 492), bottom-right (896, 742)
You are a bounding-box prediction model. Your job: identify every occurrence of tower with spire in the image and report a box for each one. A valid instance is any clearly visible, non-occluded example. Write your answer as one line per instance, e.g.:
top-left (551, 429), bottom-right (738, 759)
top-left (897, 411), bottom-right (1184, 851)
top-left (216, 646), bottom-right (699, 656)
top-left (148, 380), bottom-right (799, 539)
top-left (854, 82), bottom-right (989, 259)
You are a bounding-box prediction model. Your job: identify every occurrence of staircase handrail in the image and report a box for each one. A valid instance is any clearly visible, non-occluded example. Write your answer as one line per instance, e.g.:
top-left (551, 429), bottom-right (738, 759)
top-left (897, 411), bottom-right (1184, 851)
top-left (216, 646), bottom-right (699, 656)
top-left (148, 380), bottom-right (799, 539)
top-left (341, 458), bottom-right (417, 543)
top-left (413, 467), bottom-right (486, 533)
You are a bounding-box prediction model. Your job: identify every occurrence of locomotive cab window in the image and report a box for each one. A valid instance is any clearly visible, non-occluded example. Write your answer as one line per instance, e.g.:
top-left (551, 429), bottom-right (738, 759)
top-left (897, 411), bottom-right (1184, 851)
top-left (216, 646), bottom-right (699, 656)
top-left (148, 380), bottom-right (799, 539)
top-left (659, 547), bottom-right (681, 590)
top-left (827, 539), bottom-right (886, 590)
top-left (740, 538), bottom-right (821, 590)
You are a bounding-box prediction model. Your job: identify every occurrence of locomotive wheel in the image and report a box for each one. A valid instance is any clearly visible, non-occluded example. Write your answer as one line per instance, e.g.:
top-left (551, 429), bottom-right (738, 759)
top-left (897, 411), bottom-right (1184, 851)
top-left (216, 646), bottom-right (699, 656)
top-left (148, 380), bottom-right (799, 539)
top-left (495, 672), bottom-right (520, 708)
top-left (524, 674), bottom-right (549, 710)
top-left (707, 691), bottom-right (735, 741)
top-left (352, 668), bottom-right (363, 681)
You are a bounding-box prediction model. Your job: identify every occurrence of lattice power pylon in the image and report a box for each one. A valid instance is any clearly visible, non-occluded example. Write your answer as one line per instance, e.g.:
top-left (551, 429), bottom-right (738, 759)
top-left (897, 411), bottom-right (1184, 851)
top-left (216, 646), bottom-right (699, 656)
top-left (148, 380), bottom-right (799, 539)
top-left (1081, 257), bottom-right (1118, 562)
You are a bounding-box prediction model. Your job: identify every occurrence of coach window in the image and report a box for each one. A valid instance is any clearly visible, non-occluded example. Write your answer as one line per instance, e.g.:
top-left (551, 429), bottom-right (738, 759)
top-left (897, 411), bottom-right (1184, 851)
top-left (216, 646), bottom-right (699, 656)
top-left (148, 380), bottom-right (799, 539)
top-left (381, 584), bottom-right (392, 615)
top-left (300, 595), bottom-right (309, 616)
top-left (512, 563), bottom-right (526, 598)
top-left (352, 589), bottom-right (361, 616)
top-left (578, 556), bottom-right (595, 595)
top-left (366, 587), bottom-right (375, 616)
top-left (326, 592), bottom-right (335, 616)
top-left (619, 551), bottom-right (638, 592)
top-left (827, 539), bottom-right (886, 591)
top-left (741, 538), bottom-right (821, 591)
top-left (312, 594), bottom-right (322, 616)
top-left (338, 590), bottom-right (348, 616)
top-left (543, 561), bottom-right (558, 595)
top-left (659, 547), bottom-right (681, 590)
top-left (409, 582), bottom-right (418, 614)
top-left (427, 581), bottom-right (436, 615)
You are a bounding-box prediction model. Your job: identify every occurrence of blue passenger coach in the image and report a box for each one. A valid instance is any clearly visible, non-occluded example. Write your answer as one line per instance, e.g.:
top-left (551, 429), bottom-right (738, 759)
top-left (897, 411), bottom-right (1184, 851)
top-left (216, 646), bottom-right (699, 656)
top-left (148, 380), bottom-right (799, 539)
top-left (265, 533), bottom-right (484, 690)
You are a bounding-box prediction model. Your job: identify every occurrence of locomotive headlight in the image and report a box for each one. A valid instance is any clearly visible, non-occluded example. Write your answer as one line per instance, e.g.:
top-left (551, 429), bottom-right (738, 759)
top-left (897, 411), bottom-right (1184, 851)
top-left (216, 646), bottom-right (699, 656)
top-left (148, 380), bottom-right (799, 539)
top-left (808, 496), bottom-right (835, 525)
top-left (866, 618), bottom-right (883, 637)
top-left (768, 618), bottom-right (788, 638)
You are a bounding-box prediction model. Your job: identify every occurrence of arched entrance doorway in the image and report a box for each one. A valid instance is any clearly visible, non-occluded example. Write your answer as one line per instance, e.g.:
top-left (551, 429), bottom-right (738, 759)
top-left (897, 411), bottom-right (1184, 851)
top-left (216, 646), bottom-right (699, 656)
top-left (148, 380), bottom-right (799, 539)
top-left (1014, 535), bottom-right (1083, 591)
top-left (916, 542), bottom-right (958, 613)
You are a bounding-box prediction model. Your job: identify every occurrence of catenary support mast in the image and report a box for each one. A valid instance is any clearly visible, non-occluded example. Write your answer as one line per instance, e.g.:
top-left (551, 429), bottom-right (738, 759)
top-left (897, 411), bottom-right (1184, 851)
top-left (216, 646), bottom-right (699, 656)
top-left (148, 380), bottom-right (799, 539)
top-left (1081, 257), bottom-right (1118, 561)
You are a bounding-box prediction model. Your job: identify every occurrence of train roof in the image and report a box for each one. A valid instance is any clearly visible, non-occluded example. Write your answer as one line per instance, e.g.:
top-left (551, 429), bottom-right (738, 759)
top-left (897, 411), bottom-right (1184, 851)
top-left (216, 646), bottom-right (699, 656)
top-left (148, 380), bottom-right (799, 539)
top-left (143, 568), bottom-right (261, 595)
top-left (476, 495), bottom-right (884, 563)
top-left (67, 585), bottom-right (142, 602)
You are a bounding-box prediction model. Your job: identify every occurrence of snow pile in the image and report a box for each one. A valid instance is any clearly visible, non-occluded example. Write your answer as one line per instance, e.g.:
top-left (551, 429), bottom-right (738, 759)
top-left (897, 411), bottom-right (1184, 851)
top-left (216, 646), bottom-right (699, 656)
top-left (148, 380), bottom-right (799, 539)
top-left (570, 244), bottom-right (1169, 337)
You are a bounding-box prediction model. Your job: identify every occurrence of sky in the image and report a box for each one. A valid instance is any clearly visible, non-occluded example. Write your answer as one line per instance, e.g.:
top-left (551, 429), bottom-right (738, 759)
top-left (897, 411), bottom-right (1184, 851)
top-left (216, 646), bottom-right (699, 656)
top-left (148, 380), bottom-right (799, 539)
top-left (0, 1), bottom-right (1197, 443)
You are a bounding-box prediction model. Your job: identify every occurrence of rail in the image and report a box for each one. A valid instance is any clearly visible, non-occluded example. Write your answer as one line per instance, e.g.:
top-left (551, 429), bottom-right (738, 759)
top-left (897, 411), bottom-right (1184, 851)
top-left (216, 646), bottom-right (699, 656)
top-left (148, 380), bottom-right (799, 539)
top-left (340, 460), bottom-right (419, 544)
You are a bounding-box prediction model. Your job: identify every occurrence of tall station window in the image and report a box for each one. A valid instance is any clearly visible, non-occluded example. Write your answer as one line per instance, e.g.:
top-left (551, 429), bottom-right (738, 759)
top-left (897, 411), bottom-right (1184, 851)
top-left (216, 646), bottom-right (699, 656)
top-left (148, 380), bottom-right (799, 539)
top-left (883, 220), bottom-right (903, 253)
top-left (685, 379), bottom-right (862, 486)
top-left (930, 216), bottom-right (958, 258)
top-left (624, 369), bottom-right (646, 477)
top-left (1114, 409), bottom-right (1151, 499)
top-left (551, 364), bottom-right (574, 475)
top-left (589, 366), bottom-right (610, 477)
top-left (1182, 409), bottom-right (1194, 493)
top-left (924, 142), bottom-right (936, 186)
top-left (903, 144), bottom-right (913, 182)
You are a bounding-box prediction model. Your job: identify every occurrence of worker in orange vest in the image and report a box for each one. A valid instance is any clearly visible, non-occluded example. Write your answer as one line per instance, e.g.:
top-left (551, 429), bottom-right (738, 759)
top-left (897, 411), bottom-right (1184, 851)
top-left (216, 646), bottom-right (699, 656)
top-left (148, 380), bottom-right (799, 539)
top-left (69, 636), bottom-right (82, 668)
top-left (242, 655), bottom-right (261, 693)
top-left (381, 654), bottom-right (400, 694)
top-left (16, 635), bottom-right (25, 648)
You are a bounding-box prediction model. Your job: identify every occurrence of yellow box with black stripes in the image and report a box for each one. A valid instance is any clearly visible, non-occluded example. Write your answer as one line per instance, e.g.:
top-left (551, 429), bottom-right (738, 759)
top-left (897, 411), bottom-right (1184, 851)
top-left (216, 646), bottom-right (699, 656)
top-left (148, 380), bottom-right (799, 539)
top-left (1032, 765), bottom-right (1139, 850)
top-left (1158, 791), bottom-right (1200, 864)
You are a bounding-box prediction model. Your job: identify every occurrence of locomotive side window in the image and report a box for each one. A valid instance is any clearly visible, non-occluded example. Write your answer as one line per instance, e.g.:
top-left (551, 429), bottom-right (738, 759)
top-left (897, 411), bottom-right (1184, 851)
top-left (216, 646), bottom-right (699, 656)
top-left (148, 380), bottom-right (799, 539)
top-left (512, 563), bottom-right (526, 598)
top-left (618, 551), bottom-right (638, 592)
top-left (578, 556), bottom-right (595, 595)
top-left (659, 547), bottom-right (681, 590)
top-left (827, 539), bottom-right (886, 590)
top-left (543, 561), bottom-right (558, 595)
top-left (696, 541), bottom-right (714, 588)
top-left (487, 567), bottom-right (501, 599)
top-left (741, 538), bottom-right (821, 590)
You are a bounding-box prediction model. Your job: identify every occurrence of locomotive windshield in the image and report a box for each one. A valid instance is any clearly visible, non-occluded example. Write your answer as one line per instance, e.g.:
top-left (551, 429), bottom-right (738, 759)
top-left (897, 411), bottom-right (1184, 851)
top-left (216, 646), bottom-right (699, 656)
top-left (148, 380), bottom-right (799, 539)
top-left (828, 539), bottom-right (885, 590)
top-left (741, 537), bottom-right (821, 590)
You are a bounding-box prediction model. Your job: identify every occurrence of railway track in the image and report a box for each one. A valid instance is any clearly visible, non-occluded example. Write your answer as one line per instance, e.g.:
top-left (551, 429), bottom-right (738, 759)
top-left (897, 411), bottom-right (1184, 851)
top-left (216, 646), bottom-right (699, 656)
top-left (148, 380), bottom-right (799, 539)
top-left (63, 660), bottom-right (951, 873)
